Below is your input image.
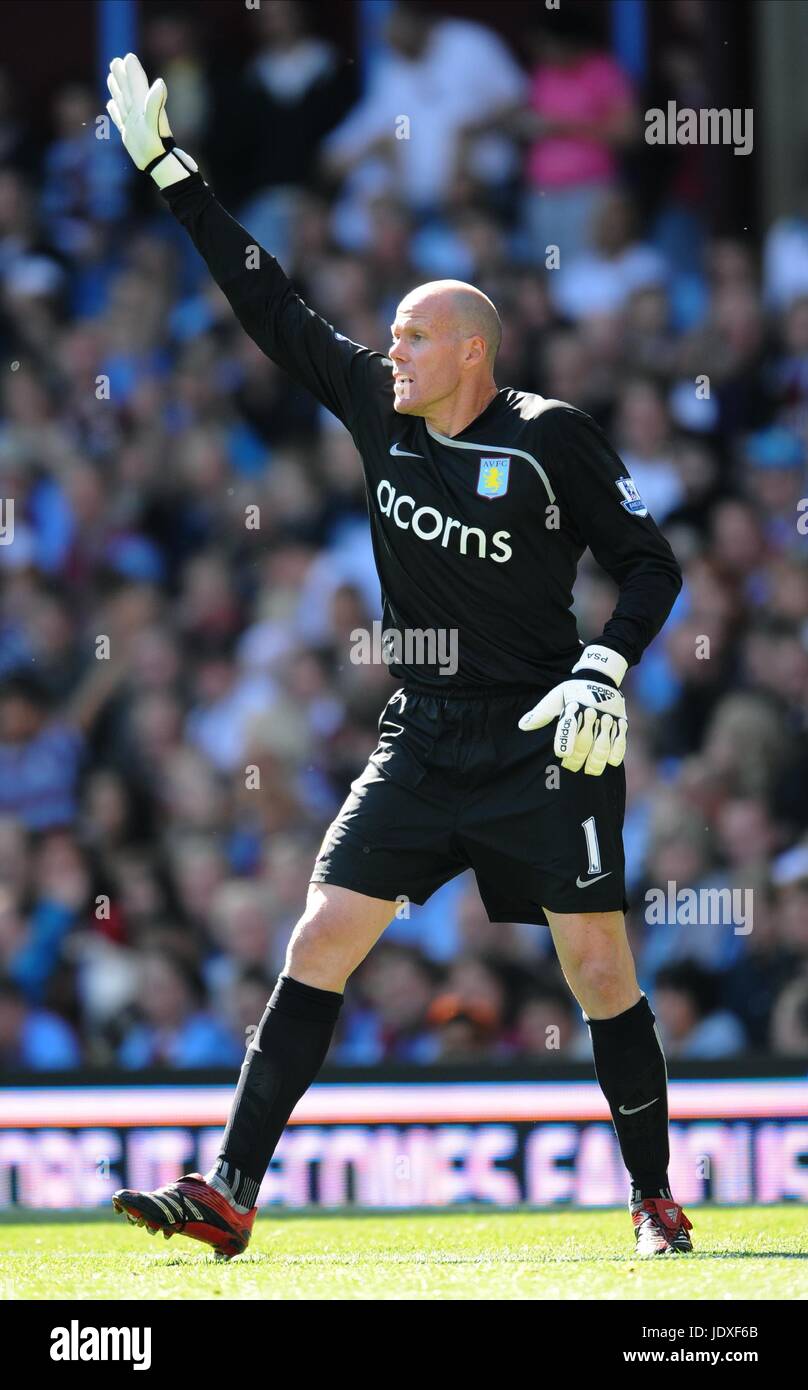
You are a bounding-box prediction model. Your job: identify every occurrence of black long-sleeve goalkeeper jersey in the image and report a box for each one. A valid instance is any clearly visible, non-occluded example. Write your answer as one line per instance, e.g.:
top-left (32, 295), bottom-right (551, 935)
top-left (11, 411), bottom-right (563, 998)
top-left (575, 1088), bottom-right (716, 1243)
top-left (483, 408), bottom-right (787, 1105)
top-left (160, 173), bottom-right (682, 693)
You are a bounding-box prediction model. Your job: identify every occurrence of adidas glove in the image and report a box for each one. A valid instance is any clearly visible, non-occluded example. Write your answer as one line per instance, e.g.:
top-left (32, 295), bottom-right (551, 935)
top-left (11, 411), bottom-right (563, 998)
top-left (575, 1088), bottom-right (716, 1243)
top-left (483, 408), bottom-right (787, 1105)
top-left (106, 52), bottom-right (198, 188)
top-left (518, 645), bottom-right (628, 776)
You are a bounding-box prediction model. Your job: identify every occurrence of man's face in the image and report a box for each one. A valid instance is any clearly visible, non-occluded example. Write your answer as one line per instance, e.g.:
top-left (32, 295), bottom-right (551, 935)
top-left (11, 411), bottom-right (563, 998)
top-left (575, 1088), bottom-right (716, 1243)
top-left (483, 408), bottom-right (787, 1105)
top-left (0, 694), bottom-right (40, 742)
top-left (389, 299), bottom-right (467, 417)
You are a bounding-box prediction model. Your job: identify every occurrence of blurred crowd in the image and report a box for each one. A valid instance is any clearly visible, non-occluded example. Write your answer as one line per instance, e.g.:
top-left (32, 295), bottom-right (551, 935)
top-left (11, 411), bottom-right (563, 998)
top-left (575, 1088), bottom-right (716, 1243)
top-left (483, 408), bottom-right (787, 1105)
top-left (1, 1), bottom-right (807, 1072)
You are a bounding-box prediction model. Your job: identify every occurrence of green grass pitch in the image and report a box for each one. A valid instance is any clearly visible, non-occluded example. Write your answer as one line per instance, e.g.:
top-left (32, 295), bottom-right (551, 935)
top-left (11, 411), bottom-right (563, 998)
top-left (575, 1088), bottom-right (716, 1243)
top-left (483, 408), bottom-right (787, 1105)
top-left (1, 1207), bottom-right (805, 1301)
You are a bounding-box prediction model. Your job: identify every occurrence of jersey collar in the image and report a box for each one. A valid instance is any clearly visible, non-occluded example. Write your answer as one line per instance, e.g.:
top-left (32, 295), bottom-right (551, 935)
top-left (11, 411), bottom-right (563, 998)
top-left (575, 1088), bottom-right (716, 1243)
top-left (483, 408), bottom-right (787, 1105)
top-left (424, 389), bottom-right (505, 445)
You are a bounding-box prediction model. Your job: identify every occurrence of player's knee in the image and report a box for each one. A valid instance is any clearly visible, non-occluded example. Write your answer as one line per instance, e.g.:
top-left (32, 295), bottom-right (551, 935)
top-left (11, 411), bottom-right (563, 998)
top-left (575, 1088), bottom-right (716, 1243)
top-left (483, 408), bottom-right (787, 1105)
top-left (575, 953), bottom-right (634, 1014)
top-left (284, 900), bottom-right (358, 982)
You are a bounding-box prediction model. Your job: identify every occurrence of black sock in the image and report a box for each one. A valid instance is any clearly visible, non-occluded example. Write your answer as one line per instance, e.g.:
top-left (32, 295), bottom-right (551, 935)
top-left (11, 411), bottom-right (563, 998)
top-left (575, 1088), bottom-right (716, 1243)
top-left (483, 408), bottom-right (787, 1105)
top-left (585, 994), bottom-right (670, 1200)
top-left (211, 974), bottom-right (342, 1208)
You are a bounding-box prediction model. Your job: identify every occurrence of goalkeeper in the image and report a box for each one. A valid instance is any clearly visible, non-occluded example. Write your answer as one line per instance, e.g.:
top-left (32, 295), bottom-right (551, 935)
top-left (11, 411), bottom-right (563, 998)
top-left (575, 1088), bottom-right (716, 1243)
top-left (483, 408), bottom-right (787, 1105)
top-left (106, 55), bottom-right (691, 1258)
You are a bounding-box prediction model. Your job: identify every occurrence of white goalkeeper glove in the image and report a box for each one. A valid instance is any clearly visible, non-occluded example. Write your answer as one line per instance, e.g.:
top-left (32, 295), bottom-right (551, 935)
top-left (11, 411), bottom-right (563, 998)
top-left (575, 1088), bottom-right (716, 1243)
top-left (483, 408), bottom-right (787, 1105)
top-left (106, 52), bottom-right (198, 188)
top-left (518, 645), bottom-right (628, 776)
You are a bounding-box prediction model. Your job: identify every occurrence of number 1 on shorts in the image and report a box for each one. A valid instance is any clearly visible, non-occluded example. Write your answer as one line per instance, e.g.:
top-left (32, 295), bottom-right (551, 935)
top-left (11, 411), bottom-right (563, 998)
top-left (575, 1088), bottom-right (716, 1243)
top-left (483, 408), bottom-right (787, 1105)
top-left (581, 816), bottom-right (602, 875)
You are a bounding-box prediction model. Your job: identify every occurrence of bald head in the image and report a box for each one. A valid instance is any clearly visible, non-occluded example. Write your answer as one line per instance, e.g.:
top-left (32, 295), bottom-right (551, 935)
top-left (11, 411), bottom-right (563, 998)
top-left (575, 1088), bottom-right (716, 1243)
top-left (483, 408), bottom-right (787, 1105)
top-left (397, 280), bottom-right (502, 367)
top-left (389, 279), bottom-right (501, 425)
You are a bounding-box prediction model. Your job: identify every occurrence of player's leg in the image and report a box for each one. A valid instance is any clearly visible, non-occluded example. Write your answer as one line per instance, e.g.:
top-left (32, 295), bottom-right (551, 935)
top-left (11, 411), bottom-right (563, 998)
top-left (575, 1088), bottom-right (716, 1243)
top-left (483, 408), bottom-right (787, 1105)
top-left (544, 906), bottom-right (692, 1255)
top-left (206, 882), bottom-right (395, 1202)
top-left (460, 695), bottom-right (691, 1254)
top-left (112, 883), bottom-right (397, 1259)
top-left (543, 906), bottom-right (640, 1018)
top-left (113, 688), bottom-right (465, 1256)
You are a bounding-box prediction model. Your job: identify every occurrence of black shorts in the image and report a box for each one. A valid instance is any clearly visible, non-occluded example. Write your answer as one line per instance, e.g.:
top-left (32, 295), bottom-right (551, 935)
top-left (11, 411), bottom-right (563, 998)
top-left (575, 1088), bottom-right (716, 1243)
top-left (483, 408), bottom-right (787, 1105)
top-left (311, 685), bottom-right (628, 926)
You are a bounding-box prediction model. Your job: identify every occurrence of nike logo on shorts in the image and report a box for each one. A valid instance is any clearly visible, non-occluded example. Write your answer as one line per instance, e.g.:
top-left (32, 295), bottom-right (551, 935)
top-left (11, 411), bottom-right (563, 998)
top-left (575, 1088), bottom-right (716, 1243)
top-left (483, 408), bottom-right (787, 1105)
top-left (619, 1098), bottom-right (659, 1115)
top-left (575, 871), bottom-right (612, 888)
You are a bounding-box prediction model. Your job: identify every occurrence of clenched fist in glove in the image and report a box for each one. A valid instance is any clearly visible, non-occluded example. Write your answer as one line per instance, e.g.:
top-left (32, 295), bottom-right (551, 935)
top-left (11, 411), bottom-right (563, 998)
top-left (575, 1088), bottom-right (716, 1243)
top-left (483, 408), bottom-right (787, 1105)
top-left (518, 644), bottom-right (628, 776)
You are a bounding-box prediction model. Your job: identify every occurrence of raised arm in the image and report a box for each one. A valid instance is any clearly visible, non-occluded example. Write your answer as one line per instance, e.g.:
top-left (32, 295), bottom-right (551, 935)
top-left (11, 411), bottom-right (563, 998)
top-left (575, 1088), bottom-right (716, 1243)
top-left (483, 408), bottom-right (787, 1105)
top-left (106, 52), bottom-right (387, 430)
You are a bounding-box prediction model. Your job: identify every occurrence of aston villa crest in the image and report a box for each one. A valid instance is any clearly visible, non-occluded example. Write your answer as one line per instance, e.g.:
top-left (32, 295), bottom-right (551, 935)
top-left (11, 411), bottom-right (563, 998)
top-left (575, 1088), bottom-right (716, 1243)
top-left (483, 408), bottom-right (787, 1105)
top-left (477, 456), bottom-right (510, 499)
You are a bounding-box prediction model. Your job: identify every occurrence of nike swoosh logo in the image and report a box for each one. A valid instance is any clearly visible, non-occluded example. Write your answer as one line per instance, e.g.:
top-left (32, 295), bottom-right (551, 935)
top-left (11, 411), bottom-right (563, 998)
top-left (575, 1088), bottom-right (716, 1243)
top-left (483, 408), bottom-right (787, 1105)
top-left (390, 442), bottom-right (424, 458)
top-left (619, 1098), bottom-right (659, 1116)
top-left (575, 871), bottom-right (612, 888)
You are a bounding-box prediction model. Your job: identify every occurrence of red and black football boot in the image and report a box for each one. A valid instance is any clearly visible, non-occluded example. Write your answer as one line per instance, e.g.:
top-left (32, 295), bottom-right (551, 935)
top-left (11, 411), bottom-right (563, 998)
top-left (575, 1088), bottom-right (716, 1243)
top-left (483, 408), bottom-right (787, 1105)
top-left (112, 1173), bottom-right (257, 1260)
top-left (631, 1196), bottom-right (694, 1255)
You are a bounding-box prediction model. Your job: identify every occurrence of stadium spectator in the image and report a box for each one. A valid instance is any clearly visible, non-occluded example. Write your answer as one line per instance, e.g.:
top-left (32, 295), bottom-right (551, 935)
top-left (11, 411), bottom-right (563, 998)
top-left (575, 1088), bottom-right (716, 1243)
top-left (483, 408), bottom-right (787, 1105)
top-left (141, 5), bottom-right (212, 157)
top-left (742, 427), bottom-right (807, 552)
top-left (612, 375), bottom-right (683, 522)
top-left (722, 843), bottom-right (808, 1048)
top-left (205, 879), bottom-right (276, 1006)
top-left (513, 983), bottom-right (591, 1060)
top-left (117, 947), bottom-right (243, 1069)
top-left (40, 82), bottom-right (129, 259)
top-left (0, 675), bottom-right (85, 831)
top-left (506, 7), bottom-right (638, 265)
top-left (652, 960), bottom-right (748, 1058)
top-left (207, 0), bottom-right (354, 252)
top-left (551, 192), bottom-right (668, 322)
top-left (322, 1), bottom-right (525, 235)
top-left (0, 168), bottom-right (65, 338)
top-left (428, 994), bottom-right (501, 1061)
top-left (335, 943), bottom-right (442, 1063)
top-left (0, 975), bottom-right (81, 1069)
top-left (224, 963), bottom-right (275, 1054)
